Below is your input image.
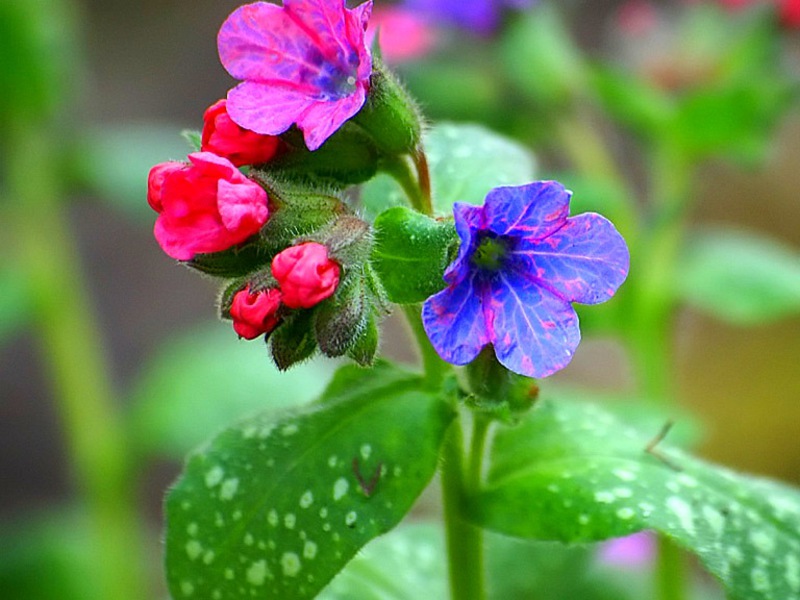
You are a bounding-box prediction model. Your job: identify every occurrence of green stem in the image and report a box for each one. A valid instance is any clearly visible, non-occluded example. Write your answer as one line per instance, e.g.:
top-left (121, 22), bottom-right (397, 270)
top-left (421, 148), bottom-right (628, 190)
top-left (402, 305), bottom-right (447, 390)
top-left (441, 419), bottom-right (488, 600)
top-left (655, 537), bottom-right (687, 600)
top-left (382, 150), bottom-right (434, 217)
top-left (7, 125), bottom-right (149, 600)
top-left (401, 306), bottom-right (488, 600)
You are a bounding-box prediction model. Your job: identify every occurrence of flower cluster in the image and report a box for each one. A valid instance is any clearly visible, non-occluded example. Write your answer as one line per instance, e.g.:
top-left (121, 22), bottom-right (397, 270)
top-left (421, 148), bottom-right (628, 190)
top-left (148, 0), bottom-right (629, 381)
top-left (422, 182), bottom-right (629, 378)
top-left (147, 0), bottom-right (416, 371)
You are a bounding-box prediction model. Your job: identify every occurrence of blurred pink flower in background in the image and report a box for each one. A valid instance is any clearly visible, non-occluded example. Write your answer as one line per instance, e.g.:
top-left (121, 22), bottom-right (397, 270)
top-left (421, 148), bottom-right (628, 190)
top-left (367, 6), bottom-right (437, 63)
top-left (597, 531), bottom-right (657, 568)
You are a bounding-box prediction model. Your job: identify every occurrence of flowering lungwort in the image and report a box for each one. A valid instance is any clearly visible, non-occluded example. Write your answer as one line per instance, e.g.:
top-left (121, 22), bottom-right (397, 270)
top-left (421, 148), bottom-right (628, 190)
top-left (422, 181), bottom-right (629, 378)
top-left (217, 0), bottom-right (373, 151)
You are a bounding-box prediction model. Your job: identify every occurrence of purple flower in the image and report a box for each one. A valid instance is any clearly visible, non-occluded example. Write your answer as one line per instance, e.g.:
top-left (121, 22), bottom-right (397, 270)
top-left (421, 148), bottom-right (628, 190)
top-left (217, 0), bottom-right (373, 151)
top-left (422, 182), bottom-right (629, 378)
top-left (401, 0), bottom-right (533, 34)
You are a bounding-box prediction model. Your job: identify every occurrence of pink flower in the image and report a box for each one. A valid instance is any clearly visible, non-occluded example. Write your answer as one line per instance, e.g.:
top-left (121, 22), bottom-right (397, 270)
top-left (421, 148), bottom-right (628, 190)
top-left (367, 7), bottom-right (437, 64)
top-left (201, 99), bottom-right (281, 167)
top-left (597, 531), bottom-right (656, 569)
top-left (272, 242), bottom-right (341, 308)
top-left (230, 285), bottom-right (283, 339)
top-left (217, 0), bottom-right (373, 151)
top-left (779, 0), bottom-right (800, 28)
top-left (148, 152), bottom-right (269, 261)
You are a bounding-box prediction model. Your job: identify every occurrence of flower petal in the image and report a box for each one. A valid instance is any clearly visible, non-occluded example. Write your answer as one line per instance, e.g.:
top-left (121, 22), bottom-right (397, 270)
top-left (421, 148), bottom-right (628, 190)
top-left (422, 273), bottom-right (490, 365)
top-left (284, 0), bottom-right (351, 59)
top-left (226, 81), bottom-right (315, 136)
top-left (484, 181), bottom-right (570, 240)
top-left (218, 2), bottom-right (321, 84)
top-left (488, 271), bottom-right (580, 378)
top-left (444, 201), bottom-right (486, 284)
top-left (296, 84), bottom-right (367, 150)
top-left (511, 213), bottom-right (630, 304)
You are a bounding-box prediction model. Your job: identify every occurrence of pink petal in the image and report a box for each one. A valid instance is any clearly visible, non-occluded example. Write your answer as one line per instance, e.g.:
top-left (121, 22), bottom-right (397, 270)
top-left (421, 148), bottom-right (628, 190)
top-left (216, 179), bottom-right (268, 232)
top-left (296, 84), bottom-right (367, 150)
top-left (218, 2), bottom-right (323, 84)
top-left (226, 81), bottom-right (315, 136)
top-left (284, 0), bottom-right (351, 59)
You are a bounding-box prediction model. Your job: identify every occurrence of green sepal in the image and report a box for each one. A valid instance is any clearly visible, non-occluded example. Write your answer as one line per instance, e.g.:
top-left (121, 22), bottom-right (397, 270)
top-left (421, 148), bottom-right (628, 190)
top-left (346, 312), bottom-right (379, 367)
top-left (371, 207), bottom-right (458, 304)
top-left (314, 277), bottom-right (368, 358)
top-left (268, 124), bottom-right (380, 186)
top-left (464, 348), bottom-right (538, 422)
top-left (352, 58), bottom-right (422, 156)
top-left (309, 214), bottom-right (373, 269)
top-left (269, 310), bottom-right (318, 370)
top-left (186, 240), bottom-right (273, 278)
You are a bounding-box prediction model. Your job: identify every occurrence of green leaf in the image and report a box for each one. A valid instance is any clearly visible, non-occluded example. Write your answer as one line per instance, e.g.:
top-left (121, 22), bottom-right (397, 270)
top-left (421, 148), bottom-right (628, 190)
top-left (360, 123), bottom-right (536, 219)
top-left (676, 228), bottom-right (800, 324)
top-left (426, 123), bottom-right (537, 215)
top-left (466, 395), bottom-right (800, 600)
top-left (318, 523), bottom-right (447, 599)
top-left (371, 207), bottom-right (457, 304)
top-left (73, 124), bottom-right (191, 221)
top-left (128, 324), bottom-right (334, 458)
top-left (165, 363), bottom-right (454, 600)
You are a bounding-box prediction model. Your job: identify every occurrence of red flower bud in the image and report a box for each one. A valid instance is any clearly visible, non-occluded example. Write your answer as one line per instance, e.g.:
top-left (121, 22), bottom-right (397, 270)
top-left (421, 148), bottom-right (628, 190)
top-left (201, 99), bottom-right (281, 167)
top-left (147, 152), bottom-right (269, 261)
top-left (230, 285), bottom-right (283, 340)
top-left (272, 242), bottom-right (341, 309)
top-left (780, 0), bottom-right (800, 29)
top-left (146, 161), bottom-right (184, 212)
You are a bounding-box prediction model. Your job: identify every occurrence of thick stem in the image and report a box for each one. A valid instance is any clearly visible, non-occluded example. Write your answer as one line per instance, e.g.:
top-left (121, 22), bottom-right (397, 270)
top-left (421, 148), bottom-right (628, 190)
top-left (441, 418), bottom-right (487, 600)
top-left (7, 125), bottom-right (149, 600)
top-left (401, 306), bottom-right (488, 600)
top-left (655, 537), bottom-right (687, 600)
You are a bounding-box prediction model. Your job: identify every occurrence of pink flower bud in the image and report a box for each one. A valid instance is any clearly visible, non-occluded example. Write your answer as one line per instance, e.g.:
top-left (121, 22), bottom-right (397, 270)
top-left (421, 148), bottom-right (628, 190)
top-left (201, 99), bottom-right (281, 167)
top-left (147, 152), bottom-right (269, 261)
top-left (230, 286), bottom-right (283, 340)
top-left (272, 242), bottom-right (341, 309)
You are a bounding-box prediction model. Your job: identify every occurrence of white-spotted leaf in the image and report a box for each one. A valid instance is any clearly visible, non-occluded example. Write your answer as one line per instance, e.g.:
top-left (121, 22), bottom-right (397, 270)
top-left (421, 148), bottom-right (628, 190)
top-left (467, 395), bottom-right (800, 600)
top-left (165, 363), bottom-right (454, 600)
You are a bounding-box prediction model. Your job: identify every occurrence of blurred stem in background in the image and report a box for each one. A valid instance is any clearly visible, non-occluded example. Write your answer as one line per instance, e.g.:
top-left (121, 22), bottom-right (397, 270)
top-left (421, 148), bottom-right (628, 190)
top-left (1, 0), bottom-right (150, 598)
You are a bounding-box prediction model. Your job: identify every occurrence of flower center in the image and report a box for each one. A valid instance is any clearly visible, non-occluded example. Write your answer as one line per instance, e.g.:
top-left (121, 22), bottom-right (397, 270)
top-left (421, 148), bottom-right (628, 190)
top-left (301, 48), bottom-right (360, 101)
top-left (472, 234), bottom-right (509, 271)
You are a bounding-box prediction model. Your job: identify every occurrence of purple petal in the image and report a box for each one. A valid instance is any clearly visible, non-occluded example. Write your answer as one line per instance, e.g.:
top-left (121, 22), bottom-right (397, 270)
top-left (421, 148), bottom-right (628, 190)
top-left (296, 84), bottom-right (367, 150)
top-left (226, 81), bottom-right (315, 136)
top-left (511, 213), bottom-right (630, 305)
top-left (444, 202), bottom-right (486, 284)
top-left (422, 273), bottom-right (490, 365)
top-left (488, 272), bottom-right (580, 378)
top-left (484, 181), bottom-right (571, 240)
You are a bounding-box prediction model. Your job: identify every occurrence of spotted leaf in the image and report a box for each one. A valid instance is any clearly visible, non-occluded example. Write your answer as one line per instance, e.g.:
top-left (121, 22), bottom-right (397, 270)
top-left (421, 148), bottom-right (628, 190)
top-left (164, 363), bottom-right (454, 600)
top-left (466, 393), bottom-right (800, 600)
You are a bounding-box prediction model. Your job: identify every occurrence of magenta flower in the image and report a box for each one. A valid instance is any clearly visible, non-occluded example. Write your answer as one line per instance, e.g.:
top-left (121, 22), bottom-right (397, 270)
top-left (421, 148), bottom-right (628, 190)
top-left (217, 0), bottom-right (373, 151)
top-left (422, 181), bottom-right (629, 378)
